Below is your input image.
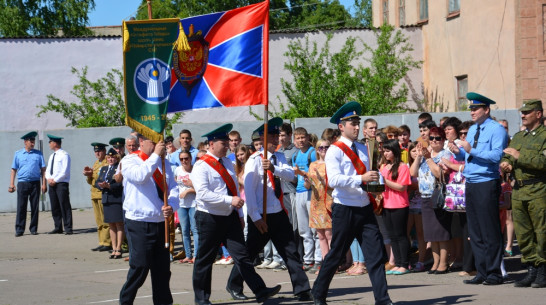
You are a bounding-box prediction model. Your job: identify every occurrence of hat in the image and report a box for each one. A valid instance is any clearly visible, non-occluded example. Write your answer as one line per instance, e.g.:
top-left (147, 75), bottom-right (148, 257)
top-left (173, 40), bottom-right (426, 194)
top-left (47, 134), bottom-right (63, 143)
top-left (251, 131), bottom-right (261, 141)
top-left (106, 148), bottom-right (118, 156)
top-left (466, 92), bottom-right (496, 107)
top-left (91, 142), bottom-right (108, 152)
top-left (519, 99), bottom-right (543, 112)
top-left (202, 123), bottom-right (233, 141)
top-left (255, 117), bottom-right (283, 135)
top-left (21, 131), bottom-right (37, 140)
top-left (330, 101), bottom-right (362, 124)
top-left (109, 137), bottom-right (125, 148)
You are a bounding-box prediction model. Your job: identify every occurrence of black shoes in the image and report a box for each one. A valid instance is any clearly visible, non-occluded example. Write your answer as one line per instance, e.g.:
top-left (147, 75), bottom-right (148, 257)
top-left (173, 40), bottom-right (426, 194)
top-left (226, 287), bottom-right (249, 300)
top-left (515, 266), bottom-right (537, 287)
top-left (314, 298), bottom-right (328, 305)
top-left (92, 245), bottom-right (112, 252)
top-left (91, 245), bottom-right (102, 251)
top-left (15, 232), bottom-right (23, 237)
top-left (64, 231), bottom-right (73, 235)
top-left (483, 278), bottom-right (503, 285)
top-left (48, 229), bottom-right (63, 234)
top-left (296, 290), bottom-right (313, 301)
top-left (531, 264), bottom-right (546, 288)
top-left (256, 285), bottom-right (281, 303)
top-left (194, 299), bottom-right (212, 305)
top-left (463, 276), bottom-right (484, 285)
top-left (30, 232), bottom-right (38, 235)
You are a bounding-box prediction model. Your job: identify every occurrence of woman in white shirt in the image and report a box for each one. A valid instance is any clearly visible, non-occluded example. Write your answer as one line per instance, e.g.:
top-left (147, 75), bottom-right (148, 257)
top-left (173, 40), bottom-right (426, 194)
top-left (175, 150), bottom-right (198, 263)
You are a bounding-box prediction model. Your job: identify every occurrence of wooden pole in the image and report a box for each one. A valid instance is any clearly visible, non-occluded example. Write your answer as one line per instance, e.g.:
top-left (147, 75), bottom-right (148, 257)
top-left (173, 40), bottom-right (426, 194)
top-left (261, 0), bottom-right (270, 224)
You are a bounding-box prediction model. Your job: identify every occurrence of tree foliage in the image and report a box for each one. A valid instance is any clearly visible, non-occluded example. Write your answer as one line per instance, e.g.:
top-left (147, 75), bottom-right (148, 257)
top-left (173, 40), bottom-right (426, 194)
top-left (37, 67), bottom-right (127, 128)
top-left (135, 0), bottom-right (371, 31)
top-left (0, 0), bottom-right (95, 37)
top-left (279, 24), bottom-right (421, 119)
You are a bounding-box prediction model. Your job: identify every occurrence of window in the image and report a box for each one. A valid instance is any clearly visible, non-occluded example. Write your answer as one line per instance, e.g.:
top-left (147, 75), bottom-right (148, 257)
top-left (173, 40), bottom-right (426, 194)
top-left (419, 0), bottom-right (428, 21)
top-left (448, 0), bottom-right (460, 14)
top-left (456, 76), bottom-right (468, 111)
top-left (383, 0), bottom-right (389, 25)
top-left (399, 0), bottom-right (406, 26)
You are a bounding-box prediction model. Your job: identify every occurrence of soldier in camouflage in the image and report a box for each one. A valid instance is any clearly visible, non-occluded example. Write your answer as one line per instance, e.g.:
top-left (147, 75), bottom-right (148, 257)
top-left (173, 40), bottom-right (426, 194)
top-left (500, 99), bottom-right (546, 288)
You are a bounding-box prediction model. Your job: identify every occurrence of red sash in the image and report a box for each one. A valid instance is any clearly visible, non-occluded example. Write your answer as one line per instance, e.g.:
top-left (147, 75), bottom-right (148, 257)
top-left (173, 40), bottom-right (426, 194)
top-left (330, 141), bottom-right (379, 211)
top-left (261, 153), bottom-right (287, 214)
top-left (200, 154), bottom-right (238, 197)
top-left (132, 150), bottom-right (165, 193)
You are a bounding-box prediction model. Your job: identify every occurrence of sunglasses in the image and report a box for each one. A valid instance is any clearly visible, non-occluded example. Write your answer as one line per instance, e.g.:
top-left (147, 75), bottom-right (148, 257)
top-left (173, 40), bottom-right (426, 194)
top-left (179, 157), bottom-right (190, 161)
top-left (318, 146), bottom-right (330, 151)
top-left (429, 136), bottom-right (443, 141)
top-left (459, 132), bottom-right (468, 136)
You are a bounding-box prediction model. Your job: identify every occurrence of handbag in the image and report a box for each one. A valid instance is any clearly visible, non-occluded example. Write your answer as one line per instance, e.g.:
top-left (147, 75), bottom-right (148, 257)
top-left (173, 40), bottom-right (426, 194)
top-left (444, 167), bottom-right (466, 212)
top-left (431, 169), bottom-right (447, 210)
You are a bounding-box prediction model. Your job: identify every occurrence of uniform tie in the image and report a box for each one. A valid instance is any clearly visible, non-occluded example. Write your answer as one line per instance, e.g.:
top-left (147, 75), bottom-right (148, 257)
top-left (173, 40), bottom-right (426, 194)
top-left (270, 155), bottom-right (282, 200)
top-left (467, 125), bottom-right (480, 162)
top-left (50, 153), bottom-right (56, 175)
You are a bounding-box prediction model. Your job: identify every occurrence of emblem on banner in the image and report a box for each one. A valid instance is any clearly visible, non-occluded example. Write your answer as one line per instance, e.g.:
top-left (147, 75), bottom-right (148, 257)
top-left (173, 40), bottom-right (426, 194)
top-left (172, 24), bottom-right (209, 96)
top-left (134, 58), bottom-right (171, 105)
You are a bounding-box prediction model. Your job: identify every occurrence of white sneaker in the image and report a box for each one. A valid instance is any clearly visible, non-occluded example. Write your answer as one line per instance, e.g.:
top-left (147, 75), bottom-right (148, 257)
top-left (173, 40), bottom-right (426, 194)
top-left (266, 261), bottom-right (281, 269)
top-left (214, 256), bottom-right (225, 265)
top-left (222, 256), bottom-right (233, 265)
top-left (175, 227), bottom-right (181, 234)
top-left (257, 260), bottom-right (272, 269)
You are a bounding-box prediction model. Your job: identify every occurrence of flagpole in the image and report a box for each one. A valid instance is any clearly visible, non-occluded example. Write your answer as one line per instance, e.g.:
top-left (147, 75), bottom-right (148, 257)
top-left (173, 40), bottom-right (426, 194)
top-left (261, 0), bottom-right (270, 224)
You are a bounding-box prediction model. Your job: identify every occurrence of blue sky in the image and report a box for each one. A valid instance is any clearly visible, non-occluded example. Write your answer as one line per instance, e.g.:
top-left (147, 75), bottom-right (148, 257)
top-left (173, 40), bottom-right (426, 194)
top-left (88, 0), bottom-right (355, 27)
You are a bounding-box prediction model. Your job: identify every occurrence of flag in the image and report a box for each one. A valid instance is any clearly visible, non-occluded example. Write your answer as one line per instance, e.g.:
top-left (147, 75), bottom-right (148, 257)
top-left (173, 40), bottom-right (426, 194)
top-left (122, 18), bottom-right (183, 142)
top-left (167, 1), bottom-right (269, 113)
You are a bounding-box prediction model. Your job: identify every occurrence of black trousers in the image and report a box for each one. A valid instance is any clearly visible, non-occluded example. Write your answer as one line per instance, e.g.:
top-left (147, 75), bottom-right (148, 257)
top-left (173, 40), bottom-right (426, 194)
top-left (48, 182), bottom-right (72, 232)
top-left (465, 179), bottom-right (503, 282)
top-left (16, 181), bottom-right (40, 234)
top-left (119, 219), bottom-right (172, 305)
top-left (460, 213), bottom-right (476, 272)
top-left (227, 211), bottom-right (310, 295)
top-left (312, 203), bottom-right (391, 305)
top-left (193, 210), bottom-right (265, 302)
top-left (383, 207), bottom-right (410, 268)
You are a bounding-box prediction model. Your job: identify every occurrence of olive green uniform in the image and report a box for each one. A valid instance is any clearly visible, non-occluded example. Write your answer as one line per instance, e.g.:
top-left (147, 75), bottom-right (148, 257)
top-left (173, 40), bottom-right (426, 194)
top-left (501, 124), bottom-right (546, 266)
top-left (87, 158), bottom-right (111, 247)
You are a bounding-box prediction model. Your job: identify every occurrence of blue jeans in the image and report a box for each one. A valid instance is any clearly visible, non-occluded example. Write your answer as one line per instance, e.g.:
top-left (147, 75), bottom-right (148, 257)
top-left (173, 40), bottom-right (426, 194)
top-left (350, 238), bottom-right (365, 263)
top-left (178, 207), bottom-right (198, 258)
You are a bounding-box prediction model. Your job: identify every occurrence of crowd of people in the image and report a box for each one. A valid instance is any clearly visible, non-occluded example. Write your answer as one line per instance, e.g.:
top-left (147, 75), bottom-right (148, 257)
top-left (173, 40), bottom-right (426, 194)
top-left (9, 92), bottom-right (545, 304)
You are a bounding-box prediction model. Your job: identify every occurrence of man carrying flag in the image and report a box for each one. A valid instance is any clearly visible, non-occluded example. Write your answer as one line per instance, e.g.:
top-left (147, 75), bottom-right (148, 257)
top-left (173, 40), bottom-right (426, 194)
top-left (119, 135), bottom-right (179, 305)
top-left (191, 124), bottom-right (281, 305)
top-left (226, 117), bottom-right (312, 301)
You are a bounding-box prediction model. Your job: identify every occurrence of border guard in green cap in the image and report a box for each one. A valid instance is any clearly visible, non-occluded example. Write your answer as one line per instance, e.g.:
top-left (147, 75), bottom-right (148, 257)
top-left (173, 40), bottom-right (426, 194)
top-left (191, 123), bottom-right (281, 305)
top-left (84, 142), bottom-right (111, 251)
top-left (9, 131), bottom-right (47, 236)
top-left (312, 101), bottom-right (393, 305)
top-left (109, 137), bottom-right (126, 158)
top-left (45, 134), bottom-right (73, 234)
top-left (449, 92), bottom-right (508, 285)
top-left (225, 118), bottom-right (312, 302)
top-left (501, 99), bottom-right (546, 288)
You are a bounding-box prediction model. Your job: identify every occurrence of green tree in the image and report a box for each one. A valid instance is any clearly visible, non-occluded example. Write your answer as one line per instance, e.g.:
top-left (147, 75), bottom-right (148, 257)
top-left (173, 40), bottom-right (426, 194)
top-left (278, 24), bottom-right (421, 119)
top-left (349, 0), bottom-right (373, 27)
top-left (0, 0), bottom-right (95, 37)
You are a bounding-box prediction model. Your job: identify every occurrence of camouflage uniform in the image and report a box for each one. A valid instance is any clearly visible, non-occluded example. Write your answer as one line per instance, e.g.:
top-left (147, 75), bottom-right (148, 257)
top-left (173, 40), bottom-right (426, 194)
top-left (501, 124), bottom-right (546, 267)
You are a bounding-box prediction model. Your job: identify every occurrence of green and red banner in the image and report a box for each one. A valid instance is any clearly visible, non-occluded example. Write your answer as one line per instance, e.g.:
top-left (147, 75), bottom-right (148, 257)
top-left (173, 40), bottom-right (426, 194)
top-left (122, 18), bottom-right (180, 142)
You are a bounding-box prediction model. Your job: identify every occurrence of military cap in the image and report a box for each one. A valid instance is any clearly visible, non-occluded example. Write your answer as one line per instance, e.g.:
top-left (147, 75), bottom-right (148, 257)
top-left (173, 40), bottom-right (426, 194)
top-left (109, 137), bottom-right (125, 148)
top-left (21, 131), bottom-right (37, 140)
top-left (202, 123), bottom-right (233, 141)
top-left (91, 142), bottom-right (108, 152)
top-left (466, 92), bottom-right (496, 107)
top-left (255, 117), bottom-right (283, 135)
top-left (106, 148), bottom-right (118, 156)
top-left (519, 99), bottom-right (543, 112)
top-left (47, 134), bottom-right (63, 143)
top-left (330, 101), bottom-right (362, 124)
top-left (251, 131), bottom-right (261, 141)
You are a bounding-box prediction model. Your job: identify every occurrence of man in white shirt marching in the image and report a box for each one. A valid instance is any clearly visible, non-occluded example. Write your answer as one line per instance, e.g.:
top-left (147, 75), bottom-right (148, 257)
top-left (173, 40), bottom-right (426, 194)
top-left (45, 134), bottom-right (73, 235)
top-left (191, 124), bottom-right (281, 305)
top-left (312, 102), bottom-right (393, 305)
top-left (119, 134), bottom-right (179, 305)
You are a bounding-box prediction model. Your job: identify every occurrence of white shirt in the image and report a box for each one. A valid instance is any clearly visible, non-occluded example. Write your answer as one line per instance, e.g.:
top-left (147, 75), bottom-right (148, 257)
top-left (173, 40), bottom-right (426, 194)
top-left (244, 150), bottom-right (295, 222)
top-left (174, 165), bottom-right (196, 208)
top-left (191, 152), bottom-right (243, 217)
top-left (325, 136), bottom-right (371, 207)
top-left (121, 153), bottom-right (179, 222)
top-left (45, 148), bottom-right (70, 183)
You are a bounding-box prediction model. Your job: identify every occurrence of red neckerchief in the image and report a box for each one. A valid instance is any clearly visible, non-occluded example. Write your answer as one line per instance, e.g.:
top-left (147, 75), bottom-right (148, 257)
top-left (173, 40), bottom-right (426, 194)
top-left (330, 141), bottom-right (379, 211)
top-left (260, 152), bottom-right (287, 214)
top-left (132, 150), bottom-right (165, 193)
top-left (200, 154), bottom-right (238, 197)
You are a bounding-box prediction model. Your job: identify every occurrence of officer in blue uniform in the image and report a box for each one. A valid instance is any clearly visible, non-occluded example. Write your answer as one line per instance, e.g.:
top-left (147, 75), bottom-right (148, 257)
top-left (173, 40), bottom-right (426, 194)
top-left (9, 131), bottom-right (47, 236)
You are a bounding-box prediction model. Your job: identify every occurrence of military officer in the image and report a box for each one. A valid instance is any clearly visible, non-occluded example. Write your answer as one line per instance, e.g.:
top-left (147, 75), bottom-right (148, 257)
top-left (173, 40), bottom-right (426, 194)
top-left (84, 142), bottom-right (111, 251)
top-left (226, 118), bottom-right (312, 301)
top-left (191, 124), bottom-right (281, 305)
top-left (9, 131), bottom-right (47, 236)
top-left (109, 137), bottom-right (126, 158)
top-left (500, 99), bottom-right (546, 288)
